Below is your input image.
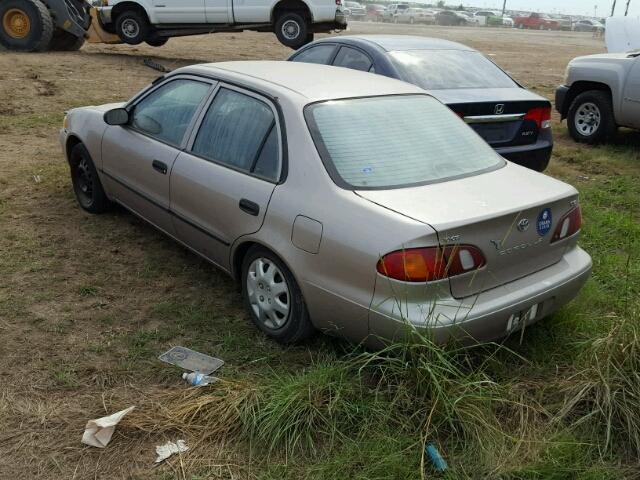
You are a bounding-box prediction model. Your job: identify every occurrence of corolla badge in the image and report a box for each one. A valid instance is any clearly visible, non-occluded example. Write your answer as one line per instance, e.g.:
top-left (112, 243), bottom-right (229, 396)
top-left (536, 208), bottom-right (552, 236)
top-left (517, 218), bottom-right (530, 232)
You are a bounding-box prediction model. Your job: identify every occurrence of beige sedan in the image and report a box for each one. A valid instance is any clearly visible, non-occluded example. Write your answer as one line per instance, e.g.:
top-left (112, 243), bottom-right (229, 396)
top-left (60, 61), bottom-right (592, 346)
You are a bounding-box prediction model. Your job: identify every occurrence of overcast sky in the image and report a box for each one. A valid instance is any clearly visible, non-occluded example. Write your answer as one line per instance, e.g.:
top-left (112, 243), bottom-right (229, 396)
top-left (456, 1), bottom-right (640, 17)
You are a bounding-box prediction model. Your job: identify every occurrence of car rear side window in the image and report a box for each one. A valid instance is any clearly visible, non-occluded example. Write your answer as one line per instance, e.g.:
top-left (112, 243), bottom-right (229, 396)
top-left (305, 95), bottom-right (504, 189)
top-left (291, 45), bottom-right (337, 65)
top-left (191, 88), bottom-right (279, 180)
top-left (333, 47), bottom-right (372, 72)
top-left (131, 79), bottom-right (210, 146)
top-left (389, 49), bottom-right (518, 90)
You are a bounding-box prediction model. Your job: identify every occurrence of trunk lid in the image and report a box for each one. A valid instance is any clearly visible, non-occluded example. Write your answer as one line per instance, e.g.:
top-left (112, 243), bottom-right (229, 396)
top-left (430, 87), bottom-right (551, 148)
top-left (357, 163), bottom-right (578, 298)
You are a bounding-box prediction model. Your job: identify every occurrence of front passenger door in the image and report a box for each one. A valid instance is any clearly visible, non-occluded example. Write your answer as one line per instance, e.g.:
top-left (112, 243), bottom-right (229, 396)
top-left (101, 77), bottom-right (213, 235)
top-left (170, 85), bottom-right (282, 270)
top-left (153, 0), bottom-right (206, 23)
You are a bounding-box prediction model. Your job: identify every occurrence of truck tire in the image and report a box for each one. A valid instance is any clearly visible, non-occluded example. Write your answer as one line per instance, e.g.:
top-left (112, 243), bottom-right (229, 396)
top-left (49, 29), bottom-right (85, 51)
top-left (567, 90), bottom-right (617, 145)
top-left (115, 10), bottom-right (148, 45)
top-left (0, 0), bottom-right (53, 52)
top-left (274, 12), bottom-right (309, 49)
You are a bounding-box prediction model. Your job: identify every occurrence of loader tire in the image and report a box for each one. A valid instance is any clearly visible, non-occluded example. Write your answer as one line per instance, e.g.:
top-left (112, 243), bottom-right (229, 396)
top-left (0, 0), bottom-right (53, 52)
top-left (49, 29), bottom-right (85, 51)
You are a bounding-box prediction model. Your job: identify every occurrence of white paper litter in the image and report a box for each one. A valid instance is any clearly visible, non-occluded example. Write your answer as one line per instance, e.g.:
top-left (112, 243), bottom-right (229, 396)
top-left (155, 439), bottom-right (189, 463)
top-left (81, 406), bottom-right (136, 448)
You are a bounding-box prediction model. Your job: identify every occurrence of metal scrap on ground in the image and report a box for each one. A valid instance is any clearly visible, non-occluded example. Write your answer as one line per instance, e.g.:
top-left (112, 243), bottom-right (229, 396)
top-left (158, 346), bottom-right (224, 375)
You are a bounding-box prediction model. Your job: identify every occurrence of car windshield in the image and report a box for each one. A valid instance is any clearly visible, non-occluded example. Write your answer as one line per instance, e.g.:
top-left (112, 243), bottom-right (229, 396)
top-left (305, 95), bottom-right (503, 189)
top-left (389, 49), bottom-right (518, 90)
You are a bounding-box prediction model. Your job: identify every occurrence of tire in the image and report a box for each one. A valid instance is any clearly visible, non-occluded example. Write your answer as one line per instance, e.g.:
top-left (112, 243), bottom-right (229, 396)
top-left (115, 9), bottom-right (148, 45)
top-left (49, 29), bottom-right (85, 51)
top-left (69, 143), bottom-right (112, 214)
top-left (241, 246), bottom-right (314, 344)
top-left (0, 0), bottom-right (53, 52)
top-left (274, 12), bottom-right (308, 49)
top-left (567, 90), bottom-right (617, 145)
top-left (145, 37), bottom-right (168, 47)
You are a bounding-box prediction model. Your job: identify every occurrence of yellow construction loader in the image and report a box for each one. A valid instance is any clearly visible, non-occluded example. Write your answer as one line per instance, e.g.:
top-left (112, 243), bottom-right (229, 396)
top-left (0, 0), bottom-right (120, 52)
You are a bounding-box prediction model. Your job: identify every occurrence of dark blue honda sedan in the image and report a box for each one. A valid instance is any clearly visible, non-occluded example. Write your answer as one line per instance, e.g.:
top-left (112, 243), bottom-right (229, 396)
top-left (288, 35), bottom-right (553, 172)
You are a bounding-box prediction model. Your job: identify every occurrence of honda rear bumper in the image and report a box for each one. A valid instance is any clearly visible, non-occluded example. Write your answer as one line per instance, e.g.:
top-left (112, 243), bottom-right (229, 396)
top-left (495, 137), bottom-right (553, 172)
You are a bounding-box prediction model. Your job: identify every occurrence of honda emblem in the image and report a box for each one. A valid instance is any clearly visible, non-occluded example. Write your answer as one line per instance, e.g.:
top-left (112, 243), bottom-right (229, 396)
top-left (494, 104), bottom-right (505, 115)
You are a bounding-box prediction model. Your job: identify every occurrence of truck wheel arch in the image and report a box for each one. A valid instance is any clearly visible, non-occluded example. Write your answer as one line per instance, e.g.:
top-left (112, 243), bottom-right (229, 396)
top-left (271, 0), bottom-right (313, 24)
top-left (111, 1), bottom-right (152, 26)
top-left (563, 81), bottom-right (612, 118)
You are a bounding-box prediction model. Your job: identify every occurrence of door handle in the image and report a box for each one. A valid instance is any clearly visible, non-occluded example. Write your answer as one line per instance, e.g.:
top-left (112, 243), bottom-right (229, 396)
top-left (152, 159), bottom-right (168, 174)
top-left (239, 198), bottom-right (260, 216)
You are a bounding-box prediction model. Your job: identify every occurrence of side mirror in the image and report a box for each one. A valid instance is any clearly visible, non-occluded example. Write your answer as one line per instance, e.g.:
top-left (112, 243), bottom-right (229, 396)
top-left (104, 108), bottom-right (129, 126)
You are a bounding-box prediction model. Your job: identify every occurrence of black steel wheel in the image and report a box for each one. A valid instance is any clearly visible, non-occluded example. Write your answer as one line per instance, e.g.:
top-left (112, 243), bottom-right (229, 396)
top-left (69, 143), bottom-right (112, 213)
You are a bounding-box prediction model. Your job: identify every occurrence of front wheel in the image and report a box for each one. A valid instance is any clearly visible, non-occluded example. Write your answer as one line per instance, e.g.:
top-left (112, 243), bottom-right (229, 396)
top-left (146, 36), bottom-right (168, 47)
top-left (115, 10), bottom-right (148, 45)
top-left (0, 0), bottom-right (53, 51)
top-left (274, 12), bottom-right (309, 49)
top-left (567, 90), bottom-right (617, 145)
top-left (69, 143), bottom-right (112, 213)
top-left (241, 246), bottom-right (314, 344)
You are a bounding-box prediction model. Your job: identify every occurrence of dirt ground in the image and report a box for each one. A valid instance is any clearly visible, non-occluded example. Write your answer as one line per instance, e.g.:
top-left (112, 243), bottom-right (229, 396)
top-left (0, 23), bottom-right (608, 479)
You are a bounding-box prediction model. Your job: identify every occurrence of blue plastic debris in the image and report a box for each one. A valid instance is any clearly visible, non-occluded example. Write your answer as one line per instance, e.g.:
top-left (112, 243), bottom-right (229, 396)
top-left (425, 443), bottom-right (448, 472)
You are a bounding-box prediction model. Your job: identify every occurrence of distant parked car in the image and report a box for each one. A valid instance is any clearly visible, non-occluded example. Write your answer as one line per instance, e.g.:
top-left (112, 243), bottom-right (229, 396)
top-left (435, 10), bottom-right (468, 26)
top-left (501, 16), bottom-right (514, 27)
top-left (514, 12), bottom-right (560, 30)
top-left (382, 3), bottom-right (409, 22)
top-left (551, 15), bottom-right (572, 31)
top-left (573, 19), bottom-right (604, 33)
top-left (556, 51), bottom-right (640, 143)
top-left (457, 11), bottom-right (480, 26)
top-left (289, 35), bottom-right (554, 171)
top-left (366, 4), bottom-right (386, 21)
top-left (344, 1), bottom-right (366, 20)
top-left (61, 61), bottom-right (591, 346)
top-left (394, 8), bottom-right (434, 24)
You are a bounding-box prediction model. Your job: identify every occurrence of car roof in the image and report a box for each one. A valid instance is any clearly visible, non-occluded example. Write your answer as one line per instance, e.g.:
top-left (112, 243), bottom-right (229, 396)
top-left (314, 35), bottom-right (476, 52)
top-left (177, 61), bottom-right (424, 102)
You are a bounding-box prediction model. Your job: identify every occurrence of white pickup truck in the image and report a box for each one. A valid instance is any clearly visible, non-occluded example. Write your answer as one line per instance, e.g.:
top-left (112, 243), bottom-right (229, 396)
top-left (97, 0), bottom-right (346, 49)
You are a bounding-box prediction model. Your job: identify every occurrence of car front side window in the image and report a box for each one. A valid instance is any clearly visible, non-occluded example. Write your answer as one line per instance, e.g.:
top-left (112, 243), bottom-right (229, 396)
top-left (130, 79), bottom-right (211, 146)
top-left (191, 88), bottom-right (280, 181)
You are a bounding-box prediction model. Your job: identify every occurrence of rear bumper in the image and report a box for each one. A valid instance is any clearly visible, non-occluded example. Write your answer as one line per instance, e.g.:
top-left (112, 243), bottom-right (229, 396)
top-left (313, 14), bottom-right (348, 31)
top-left (555, 85), bottom-right (570, 118)
top-left (368, 245), bottom-right (592, 346)
top-left (494, 138), bottom-right (553, 171)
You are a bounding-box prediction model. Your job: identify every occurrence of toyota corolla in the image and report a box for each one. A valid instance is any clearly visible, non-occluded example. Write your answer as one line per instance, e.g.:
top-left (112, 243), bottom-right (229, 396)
top-left (59, 61), bottom-right (592, 346)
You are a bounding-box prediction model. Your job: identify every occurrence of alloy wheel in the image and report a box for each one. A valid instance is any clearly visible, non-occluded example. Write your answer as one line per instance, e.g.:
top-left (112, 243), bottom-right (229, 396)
top-left (281, 20), bottom-right (300, 40)
top-left (121, 18), bottom-right (140, 39)
top-left (574, 102), bottom-right (601, 136)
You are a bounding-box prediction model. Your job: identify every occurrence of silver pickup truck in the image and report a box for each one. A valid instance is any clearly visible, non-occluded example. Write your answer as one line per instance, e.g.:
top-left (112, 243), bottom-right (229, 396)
top-left (556, 51), bottom-right (640, 144)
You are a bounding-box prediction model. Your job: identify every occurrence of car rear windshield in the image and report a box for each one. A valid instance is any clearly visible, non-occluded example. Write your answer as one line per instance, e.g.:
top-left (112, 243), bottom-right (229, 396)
top-left (305, 95), bottom-right (504, 189)
top-left (389, 50), bottom-right (518, 90)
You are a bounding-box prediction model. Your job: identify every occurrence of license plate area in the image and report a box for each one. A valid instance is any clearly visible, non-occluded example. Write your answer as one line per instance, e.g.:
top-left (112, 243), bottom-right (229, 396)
top-left (506, 302), bottom-right (541, 334)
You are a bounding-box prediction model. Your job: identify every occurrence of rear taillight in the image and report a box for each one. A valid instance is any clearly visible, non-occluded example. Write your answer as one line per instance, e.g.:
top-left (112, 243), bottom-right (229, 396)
top-left (376, 245), bottom-right (486, 282)
top-left (551, 206), bottom-right (582, 243)
top-left (525, 106), bottom-right (552, 130)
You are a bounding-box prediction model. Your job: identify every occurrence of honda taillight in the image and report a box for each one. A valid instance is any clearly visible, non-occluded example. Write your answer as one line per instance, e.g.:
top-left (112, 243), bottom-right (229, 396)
top-left (525, 106), bottom-right (552, 130)
top-left (551, 206), bottom-right (582, 243)
top-left (376, 245), bottom-right (486, 282)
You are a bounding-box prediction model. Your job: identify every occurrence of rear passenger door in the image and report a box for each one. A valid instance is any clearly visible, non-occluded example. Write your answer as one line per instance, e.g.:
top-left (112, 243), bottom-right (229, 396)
top-left (332, 46), bottom-right (373, 72)
top-left (170, 85), bottom-right (282, 270)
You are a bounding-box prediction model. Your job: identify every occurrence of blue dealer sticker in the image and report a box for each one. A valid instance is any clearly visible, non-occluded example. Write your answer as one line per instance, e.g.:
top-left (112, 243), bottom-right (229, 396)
top-left (537, 208), bottom-right (552, 236)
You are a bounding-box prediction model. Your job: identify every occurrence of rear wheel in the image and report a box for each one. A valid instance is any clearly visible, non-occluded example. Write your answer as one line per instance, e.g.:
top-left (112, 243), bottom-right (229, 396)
top-left (49, 29), bottom-right (85, 51)
top-left (567, 90), bottom-right (617, 144)
top-left (274, 12), bottom-right (309, 49)
top-left (0, 0), bottom-right (53, 52)
top-left (241, 246), bottom-right (314, 344)
top-left (69, 143), bottom-right (112, 214)
top-left (115, 9), bottom-right (148, 45)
